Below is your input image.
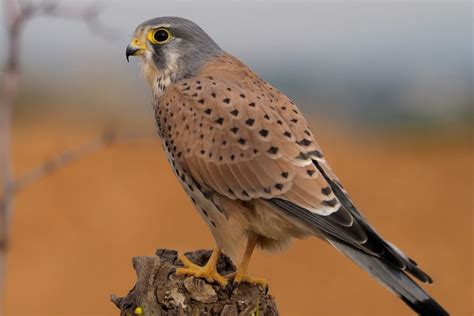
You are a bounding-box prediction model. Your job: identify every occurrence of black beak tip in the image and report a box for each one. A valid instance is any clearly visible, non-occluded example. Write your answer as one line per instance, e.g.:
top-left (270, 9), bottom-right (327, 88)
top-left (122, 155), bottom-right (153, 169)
top-left (126, 45), bottom-right (137, 62)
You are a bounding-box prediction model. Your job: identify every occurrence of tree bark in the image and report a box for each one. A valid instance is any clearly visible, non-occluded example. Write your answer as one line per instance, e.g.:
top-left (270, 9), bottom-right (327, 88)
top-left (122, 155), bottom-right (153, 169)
top-left (111, 249), bottom-right (279, 316)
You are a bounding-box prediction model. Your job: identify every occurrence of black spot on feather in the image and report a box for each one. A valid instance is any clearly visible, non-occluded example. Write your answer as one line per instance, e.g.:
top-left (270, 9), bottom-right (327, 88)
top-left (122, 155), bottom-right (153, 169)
top-left (308, 150), bottom-right (323, 158)
top-left (322, 187), bottom-right (332, 195)
top-left (322, 198), bottom-right (338, 207)
top-left (267, 146), bottom-right (279, 155)
top-left (297, 138), bottom-right (312, 147)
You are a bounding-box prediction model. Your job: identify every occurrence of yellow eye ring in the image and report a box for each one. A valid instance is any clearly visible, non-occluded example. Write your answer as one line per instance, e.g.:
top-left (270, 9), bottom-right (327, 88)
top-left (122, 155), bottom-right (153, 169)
top-left (147, 28), bottom-right (172, 44)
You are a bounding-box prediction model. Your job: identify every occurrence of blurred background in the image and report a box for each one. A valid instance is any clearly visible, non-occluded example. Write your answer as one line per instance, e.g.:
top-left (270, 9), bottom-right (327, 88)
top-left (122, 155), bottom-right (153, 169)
top-left (1, 0), bottom-right (472, 315)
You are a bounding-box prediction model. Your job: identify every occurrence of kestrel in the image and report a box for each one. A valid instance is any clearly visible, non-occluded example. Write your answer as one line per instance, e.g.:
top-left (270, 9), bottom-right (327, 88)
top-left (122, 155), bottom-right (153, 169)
top-left (126, 17), bottom-right (449, 315)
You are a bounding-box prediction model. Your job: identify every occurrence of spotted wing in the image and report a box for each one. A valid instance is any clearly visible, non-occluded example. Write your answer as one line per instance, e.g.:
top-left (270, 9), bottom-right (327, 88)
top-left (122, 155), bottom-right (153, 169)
top-left (157, 54), bottom-right (431, 283)
top-left (158, 68), bottom-right (338, 216)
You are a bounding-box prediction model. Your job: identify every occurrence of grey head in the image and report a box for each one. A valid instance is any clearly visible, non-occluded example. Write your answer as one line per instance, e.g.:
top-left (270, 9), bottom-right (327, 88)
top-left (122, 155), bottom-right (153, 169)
top-left (126, 17), bottom-right (223, 83)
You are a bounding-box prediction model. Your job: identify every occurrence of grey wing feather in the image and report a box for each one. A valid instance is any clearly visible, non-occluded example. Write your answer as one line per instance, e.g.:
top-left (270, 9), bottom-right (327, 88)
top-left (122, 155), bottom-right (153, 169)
top-left (270, 197), bottom-right (431, 283)
top-left (315, 159), bottom-right (432, 283)
top-left (327, 237), bottom-right (449, 316)
top-left (269, 158), bottom-right (450, 315)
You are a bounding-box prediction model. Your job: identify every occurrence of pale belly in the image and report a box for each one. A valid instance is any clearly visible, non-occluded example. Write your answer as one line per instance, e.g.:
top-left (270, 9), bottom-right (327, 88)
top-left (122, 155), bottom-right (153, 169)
top-left (156, 123), bottom-right (312, 257)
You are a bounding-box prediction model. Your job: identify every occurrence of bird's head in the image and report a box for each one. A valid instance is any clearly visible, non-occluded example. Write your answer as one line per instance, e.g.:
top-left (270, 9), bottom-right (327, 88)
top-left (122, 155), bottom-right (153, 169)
top-left (126, 17), bottom-right (222, 87)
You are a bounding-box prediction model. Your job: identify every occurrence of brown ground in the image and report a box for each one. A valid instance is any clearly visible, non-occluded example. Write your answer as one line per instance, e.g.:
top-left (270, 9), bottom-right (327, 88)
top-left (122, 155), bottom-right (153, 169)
top-left (4, 120), bottom-right (473, 316)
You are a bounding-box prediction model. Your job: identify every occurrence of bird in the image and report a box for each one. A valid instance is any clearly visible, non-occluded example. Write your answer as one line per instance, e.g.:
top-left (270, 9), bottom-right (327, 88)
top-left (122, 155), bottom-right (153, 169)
top-left (126, 16), bottom-right (449, 315)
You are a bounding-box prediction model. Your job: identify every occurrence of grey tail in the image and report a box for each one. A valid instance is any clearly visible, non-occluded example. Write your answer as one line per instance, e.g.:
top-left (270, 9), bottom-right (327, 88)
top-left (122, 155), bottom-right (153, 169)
top-left (327, 237), bottom-right (449, 316)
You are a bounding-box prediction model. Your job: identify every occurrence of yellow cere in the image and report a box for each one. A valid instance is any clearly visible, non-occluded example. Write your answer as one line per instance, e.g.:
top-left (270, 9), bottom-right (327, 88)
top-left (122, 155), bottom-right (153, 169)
top-left (134, 306), bottom-right (143, 315)
top-left (129, 37), bottom-right (147, 51)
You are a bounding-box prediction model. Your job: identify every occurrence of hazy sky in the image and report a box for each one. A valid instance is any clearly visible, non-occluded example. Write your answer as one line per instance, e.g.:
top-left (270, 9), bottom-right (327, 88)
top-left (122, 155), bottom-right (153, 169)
top-left (0, 1), bottom-right (470, 69)
top-left (0, 1), bottom-right (471, 123)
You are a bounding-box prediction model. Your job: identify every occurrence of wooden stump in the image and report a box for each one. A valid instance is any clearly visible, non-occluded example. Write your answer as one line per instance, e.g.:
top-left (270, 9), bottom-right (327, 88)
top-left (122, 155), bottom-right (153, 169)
top-left (111, 249), bottom-right (279, 316)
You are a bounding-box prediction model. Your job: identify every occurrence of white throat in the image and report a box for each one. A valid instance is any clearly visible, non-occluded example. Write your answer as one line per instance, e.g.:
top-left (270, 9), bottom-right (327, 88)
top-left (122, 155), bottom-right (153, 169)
top-left (139, 49), bottom-right (180, 98)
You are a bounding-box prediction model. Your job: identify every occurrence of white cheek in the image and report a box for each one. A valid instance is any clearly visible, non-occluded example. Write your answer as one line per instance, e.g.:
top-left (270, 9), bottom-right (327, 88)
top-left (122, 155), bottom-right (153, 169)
top-left (144, 50), bottom-right (153, 60)
top-left (166, 51), bottom-right (180, 73)
top-left (137, 44), bottom-right (181, 95)
top-left (139, 54), bottom-right (159, 87)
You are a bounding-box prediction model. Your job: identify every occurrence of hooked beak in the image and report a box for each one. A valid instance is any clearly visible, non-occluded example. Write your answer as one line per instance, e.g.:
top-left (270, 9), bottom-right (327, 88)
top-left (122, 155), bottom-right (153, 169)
top-left (126, 38), bottom-right (147, 62)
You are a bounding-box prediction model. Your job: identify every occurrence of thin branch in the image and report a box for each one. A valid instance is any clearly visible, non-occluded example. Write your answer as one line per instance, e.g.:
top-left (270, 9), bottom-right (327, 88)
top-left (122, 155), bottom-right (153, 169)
top-left (21, 1), bottom-right (117, 40)
top-left (0, 2), bottom-right (20, 309)
top-left (0, 1), bottom-right (118, 313)
top-left (11, 132), bottom-right (157, 194)
top-left (15, 1), bottom-right (117, 41)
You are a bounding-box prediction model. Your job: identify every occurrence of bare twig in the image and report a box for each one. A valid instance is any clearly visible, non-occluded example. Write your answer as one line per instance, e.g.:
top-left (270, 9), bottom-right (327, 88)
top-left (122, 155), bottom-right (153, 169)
top-left (10, 1), bottom-right (116, 42)
top-left (0, 131), bottom-right (158, 314)
top-left (12, 131), bottom-right (157, 194)
top-left (0, 1), bottom-right (21, 309)
top-left (0, 0), bottom-right (120, 313)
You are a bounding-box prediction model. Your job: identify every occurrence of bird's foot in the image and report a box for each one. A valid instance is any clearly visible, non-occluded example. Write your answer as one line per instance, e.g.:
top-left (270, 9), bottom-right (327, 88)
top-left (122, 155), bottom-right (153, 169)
top-left (176, 252), bottom-right (228, 287)
top-left (233, 271), bottom-right (267, 286)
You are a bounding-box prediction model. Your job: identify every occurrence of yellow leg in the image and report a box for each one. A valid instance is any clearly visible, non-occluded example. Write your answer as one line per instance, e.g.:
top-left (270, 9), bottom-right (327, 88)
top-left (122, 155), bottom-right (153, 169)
top-left (234, 233), bottom-right (267, 286)
top-left (176, 248), bottom-right (228, 287)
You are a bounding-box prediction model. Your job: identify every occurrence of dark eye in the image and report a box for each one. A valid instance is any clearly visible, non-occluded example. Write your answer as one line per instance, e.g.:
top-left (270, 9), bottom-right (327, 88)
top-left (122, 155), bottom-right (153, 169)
top-left (148, 28), bottom-right (171, 44)
top-left (154, 29), bottom-right (169, 42)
